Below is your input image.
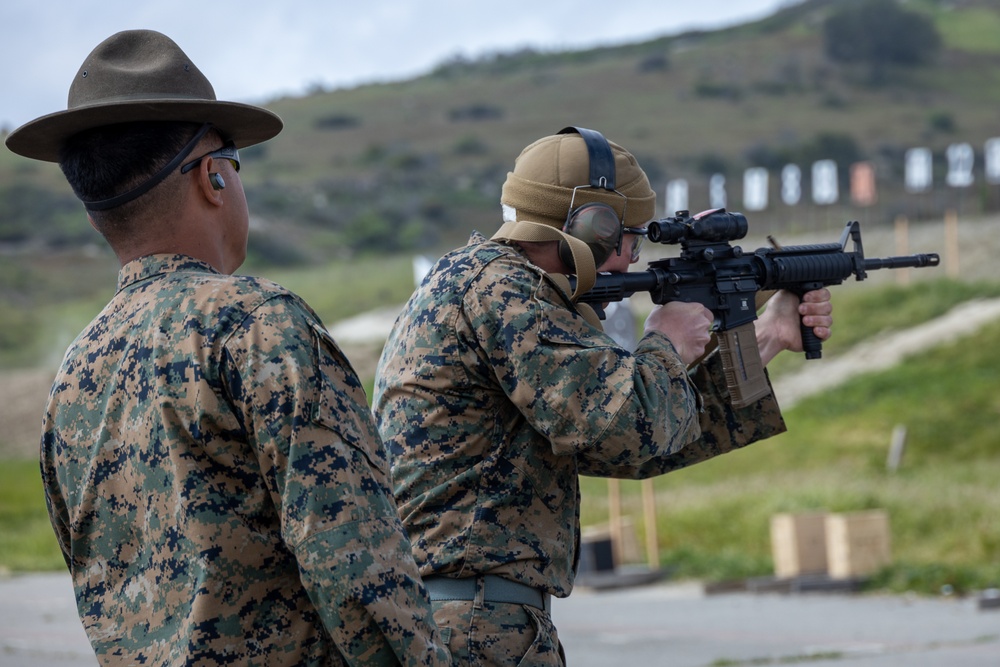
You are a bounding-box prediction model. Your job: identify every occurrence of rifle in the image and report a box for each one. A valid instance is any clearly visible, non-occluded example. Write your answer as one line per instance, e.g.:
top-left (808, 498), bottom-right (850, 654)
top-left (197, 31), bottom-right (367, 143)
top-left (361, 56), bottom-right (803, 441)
top-left (574, 208), bottom-right (941, 408)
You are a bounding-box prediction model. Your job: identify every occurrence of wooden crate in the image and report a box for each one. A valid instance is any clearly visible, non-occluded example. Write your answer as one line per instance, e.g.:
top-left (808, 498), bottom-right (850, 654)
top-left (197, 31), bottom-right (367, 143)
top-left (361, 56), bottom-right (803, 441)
top-left (770, 512), bottom-right (829, 578)
top-left (580, 525), bottom-right (619, 573)
top-left (825, 510), bottom-right (892, 579)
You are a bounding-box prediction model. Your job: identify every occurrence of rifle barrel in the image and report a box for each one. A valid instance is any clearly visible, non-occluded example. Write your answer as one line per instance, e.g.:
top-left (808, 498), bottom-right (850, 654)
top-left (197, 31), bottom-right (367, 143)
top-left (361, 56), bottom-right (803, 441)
top-left (862, 253), bottom-right (940, 271)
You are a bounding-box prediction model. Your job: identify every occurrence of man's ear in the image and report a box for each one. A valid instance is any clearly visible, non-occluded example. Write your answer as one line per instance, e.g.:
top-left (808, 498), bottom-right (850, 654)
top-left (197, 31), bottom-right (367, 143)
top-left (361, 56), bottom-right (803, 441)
top-left (194, 157), bottom-right (225, 206)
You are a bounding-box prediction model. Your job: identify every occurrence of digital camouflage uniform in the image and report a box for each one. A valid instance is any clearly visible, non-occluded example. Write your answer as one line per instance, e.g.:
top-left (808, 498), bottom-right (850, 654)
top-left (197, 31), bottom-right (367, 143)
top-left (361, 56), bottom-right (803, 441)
top-left (41, 255), bottom-right (450, 667)
top-left (373, 233), bottom-right (786, 665)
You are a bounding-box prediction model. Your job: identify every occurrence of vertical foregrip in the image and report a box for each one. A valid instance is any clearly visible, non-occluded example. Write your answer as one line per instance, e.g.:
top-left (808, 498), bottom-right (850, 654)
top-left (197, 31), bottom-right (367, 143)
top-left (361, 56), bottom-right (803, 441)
top-left (800, 320), bottom-right (823, 359)
top-left (791, 286), bottom-right (824, 359)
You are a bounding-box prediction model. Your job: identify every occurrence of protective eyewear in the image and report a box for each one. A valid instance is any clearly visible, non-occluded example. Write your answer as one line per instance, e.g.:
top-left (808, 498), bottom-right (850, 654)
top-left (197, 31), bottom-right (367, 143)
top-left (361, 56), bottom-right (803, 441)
top-left (623, 226), bottom-right (648, 263)
top-left (180, 142), bottom-right (241, 174)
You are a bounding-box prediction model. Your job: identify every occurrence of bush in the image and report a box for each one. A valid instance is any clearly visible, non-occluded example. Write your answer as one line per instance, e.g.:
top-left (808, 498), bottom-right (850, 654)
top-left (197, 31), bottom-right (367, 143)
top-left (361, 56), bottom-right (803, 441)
top-left (824, 0), bottom-right (942, 81)
top-left (447, 104), bottom-right (504, 122)
top-left (928, 111), bottom-right (956, 133)
top-left (636, 53), bottom-right (669, 73)
top-left (314, 114), bottom-right (361, 131)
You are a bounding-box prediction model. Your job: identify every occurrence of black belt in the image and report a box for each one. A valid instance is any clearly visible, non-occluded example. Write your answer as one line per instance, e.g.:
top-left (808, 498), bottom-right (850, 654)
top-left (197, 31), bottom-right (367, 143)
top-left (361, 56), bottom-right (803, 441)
top-left (423, 575), bottom-right (551, 613)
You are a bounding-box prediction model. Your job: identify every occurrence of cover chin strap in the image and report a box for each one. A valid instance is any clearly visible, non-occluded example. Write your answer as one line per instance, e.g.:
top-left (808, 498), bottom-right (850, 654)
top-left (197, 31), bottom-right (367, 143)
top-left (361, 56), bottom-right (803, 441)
top-left (493, 219), bottom-right (596, 297)
top-left (492, 219), bottom-right (602, 329)
top-left (546, 274), bottom-right (603, 329)
top-left (82, 122), bottom-right (212, 212)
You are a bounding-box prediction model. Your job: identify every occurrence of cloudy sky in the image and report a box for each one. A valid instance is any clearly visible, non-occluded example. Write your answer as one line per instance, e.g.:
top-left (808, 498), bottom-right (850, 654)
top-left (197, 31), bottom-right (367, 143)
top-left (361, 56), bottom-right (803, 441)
top-left (1, 0), bottom-right (793, 131)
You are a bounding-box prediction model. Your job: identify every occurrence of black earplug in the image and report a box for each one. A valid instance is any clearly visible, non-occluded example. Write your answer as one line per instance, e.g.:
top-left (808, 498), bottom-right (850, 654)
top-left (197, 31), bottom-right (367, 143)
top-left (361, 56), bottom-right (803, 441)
top-left (209, 173), bottom-right (225, 190)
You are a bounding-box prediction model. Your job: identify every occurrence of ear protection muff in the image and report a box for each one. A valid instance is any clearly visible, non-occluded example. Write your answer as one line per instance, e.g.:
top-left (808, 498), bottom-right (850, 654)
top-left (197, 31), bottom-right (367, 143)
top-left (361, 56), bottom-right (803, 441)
top-left (209, 173), bottom-right (226, 190)
top-left (556, 127), bottom-right (627, 270)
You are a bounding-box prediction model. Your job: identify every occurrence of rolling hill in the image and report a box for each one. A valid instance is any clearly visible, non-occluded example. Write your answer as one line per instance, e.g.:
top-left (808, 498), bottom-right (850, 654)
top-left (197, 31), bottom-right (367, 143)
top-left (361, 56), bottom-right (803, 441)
top-left (3, 0), bottom-right (1000, 266)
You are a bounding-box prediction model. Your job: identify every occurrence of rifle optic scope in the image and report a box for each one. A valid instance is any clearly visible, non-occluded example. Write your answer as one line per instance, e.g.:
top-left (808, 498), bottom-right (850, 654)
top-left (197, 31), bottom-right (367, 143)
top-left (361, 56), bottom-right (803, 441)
top-left (647, 209), bottom-right (749, 245)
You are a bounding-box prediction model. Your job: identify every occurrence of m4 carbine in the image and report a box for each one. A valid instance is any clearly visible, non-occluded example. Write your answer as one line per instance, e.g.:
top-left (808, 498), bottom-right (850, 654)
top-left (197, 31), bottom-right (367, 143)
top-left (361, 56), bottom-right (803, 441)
top-left (575, 208), bottom-right (941, 408)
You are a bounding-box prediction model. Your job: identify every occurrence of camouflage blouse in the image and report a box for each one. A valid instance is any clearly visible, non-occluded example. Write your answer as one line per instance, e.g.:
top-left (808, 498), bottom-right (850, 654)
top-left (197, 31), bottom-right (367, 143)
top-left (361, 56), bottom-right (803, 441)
top-left (373, 233), bottom-right (786, 598)
top-left (40, 255), bottom-right (449, 666)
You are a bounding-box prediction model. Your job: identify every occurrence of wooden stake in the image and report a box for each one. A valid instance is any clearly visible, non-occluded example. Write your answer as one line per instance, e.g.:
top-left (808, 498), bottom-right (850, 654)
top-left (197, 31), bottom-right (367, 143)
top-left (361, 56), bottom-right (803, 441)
top-left (945, 210), bottom-right (960, 278)
top-left (641, 478), bottom-right (660, 569)
top-left (887, 424), bottom-right (907, 473)
top-left (894, 216), bottom-right (910, 286)
top-left (608, 478), bottom-right (623, 569)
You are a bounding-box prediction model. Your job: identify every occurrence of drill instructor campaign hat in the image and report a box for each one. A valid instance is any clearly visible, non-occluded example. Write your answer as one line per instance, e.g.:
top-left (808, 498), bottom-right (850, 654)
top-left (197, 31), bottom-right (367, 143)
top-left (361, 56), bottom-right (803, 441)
top-left (5, 29), bottom-right (283, 162)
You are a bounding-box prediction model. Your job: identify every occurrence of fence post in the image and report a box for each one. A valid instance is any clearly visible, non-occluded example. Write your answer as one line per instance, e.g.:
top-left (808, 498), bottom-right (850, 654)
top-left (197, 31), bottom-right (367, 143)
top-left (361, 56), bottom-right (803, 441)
top-left (894, 216), bottom-right (911, 286)
top-left (608, 478), bottom-right (623, 568)
top-left (944, 210), bottom-right (960, 278)
top-left (641, 478), bottom-right (660, 569)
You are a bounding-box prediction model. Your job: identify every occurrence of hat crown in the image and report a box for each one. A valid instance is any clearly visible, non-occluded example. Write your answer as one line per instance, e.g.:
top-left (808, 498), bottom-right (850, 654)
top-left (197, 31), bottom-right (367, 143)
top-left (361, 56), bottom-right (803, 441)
top-left (501, 133), bottom-right (656, 230)
top-left (69, 30), bottom-right (217, 109)
top-left (513, 133), bottom-right (592, 187)
top-left (6, 29), bottom-right (282, 163)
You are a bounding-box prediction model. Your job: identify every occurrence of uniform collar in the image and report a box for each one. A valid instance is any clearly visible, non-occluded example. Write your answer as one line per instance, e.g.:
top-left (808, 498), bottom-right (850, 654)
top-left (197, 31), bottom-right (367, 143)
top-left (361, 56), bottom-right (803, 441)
top-left (116, 254), bottom-right (220, 293)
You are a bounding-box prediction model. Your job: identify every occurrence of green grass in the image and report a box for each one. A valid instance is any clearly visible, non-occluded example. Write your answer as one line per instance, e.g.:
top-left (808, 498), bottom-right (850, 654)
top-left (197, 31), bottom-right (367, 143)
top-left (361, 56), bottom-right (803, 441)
top-left (252, 253), bottom-right (418, 326)
top-left (0, 459), bottom-right (64, 572)
top-left (581, 313), bottom-right (1000, 593)
top-left (0, 252), bottom-right (421, 371)
top-left (929, 4), bottom-right (1000, 55)
top-left (5, 277), bottom-right (1000, 597)
top-left (764, 278), bottom-right (1000, 378)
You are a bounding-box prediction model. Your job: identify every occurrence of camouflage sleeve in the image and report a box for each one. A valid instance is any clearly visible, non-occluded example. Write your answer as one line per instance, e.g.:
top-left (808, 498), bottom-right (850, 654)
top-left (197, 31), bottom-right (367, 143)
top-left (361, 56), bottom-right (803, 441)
top-left (463, 261), bottom-right (702, 461)
top-left (222, 296), bottom-right (449, 667)
top-left (577, 340), bottom-right (787, 479)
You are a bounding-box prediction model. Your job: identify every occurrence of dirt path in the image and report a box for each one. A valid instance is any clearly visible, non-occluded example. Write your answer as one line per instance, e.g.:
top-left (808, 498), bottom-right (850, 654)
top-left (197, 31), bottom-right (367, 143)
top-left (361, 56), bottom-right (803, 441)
top-left (771, 297), bottom-right (1000, 408)
top-left (0, 368), bottom-right (54, 458)
top-left (6, 297), bottom-right (998, 458)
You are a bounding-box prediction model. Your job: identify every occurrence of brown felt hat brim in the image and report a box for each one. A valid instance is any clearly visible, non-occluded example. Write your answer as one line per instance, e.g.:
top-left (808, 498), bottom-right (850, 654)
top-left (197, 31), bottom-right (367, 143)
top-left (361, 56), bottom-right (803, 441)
top-left (6, 100), bottom-right (283, 163)
top-left (4, 29), bottom-right (283, 163)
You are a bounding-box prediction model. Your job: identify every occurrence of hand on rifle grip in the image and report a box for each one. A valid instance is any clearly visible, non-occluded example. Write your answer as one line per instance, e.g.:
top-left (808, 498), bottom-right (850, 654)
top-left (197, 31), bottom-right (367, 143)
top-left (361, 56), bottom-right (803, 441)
top-left (800, 319), bottom-right (823, 359)
top-left (794, 286), bottom-right (827, 359)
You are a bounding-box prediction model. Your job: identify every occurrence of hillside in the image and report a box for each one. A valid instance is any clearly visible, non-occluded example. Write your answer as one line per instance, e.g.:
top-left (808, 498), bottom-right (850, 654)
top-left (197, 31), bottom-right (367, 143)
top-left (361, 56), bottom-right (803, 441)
top-left (4, 0), bottom-right (1000, 266)
top-left (4, 0), bottom-right (1000, 372)
top-left (168, 0), bottom-right (1000, 258)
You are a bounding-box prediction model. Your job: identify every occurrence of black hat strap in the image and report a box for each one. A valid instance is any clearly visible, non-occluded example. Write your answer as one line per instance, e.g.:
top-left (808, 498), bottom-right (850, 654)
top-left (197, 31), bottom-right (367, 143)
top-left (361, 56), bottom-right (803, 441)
top-left (82, 122), bottom-right (212, 211)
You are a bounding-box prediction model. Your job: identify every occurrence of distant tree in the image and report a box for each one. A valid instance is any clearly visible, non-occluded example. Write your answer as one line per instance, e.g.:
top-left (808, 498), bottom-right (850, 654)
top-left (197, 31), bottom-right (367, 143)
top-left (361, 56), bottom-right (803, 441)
top-left (453, 135), bottom-right (489, 156)
top-left (314, 114), bottom-right (361, 131)
top-left (694, 152), bottom-right (731, 177)
top-left (692, 77), bottom-right (744, 101)
top-left (928, 110), bottom-right (956, 133)
top-left (744, 143), bottom-right (793, 171)
top-left (798, 132), bottom-right (865, 168)
top-left (823, 0), bottom-right (941, 82)
top-left (636, 53), bottom-right (669, 73)
top-left (797, 132), bottom-right (865, 189)
top-left (448, 104), bottom-right (504, 122)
